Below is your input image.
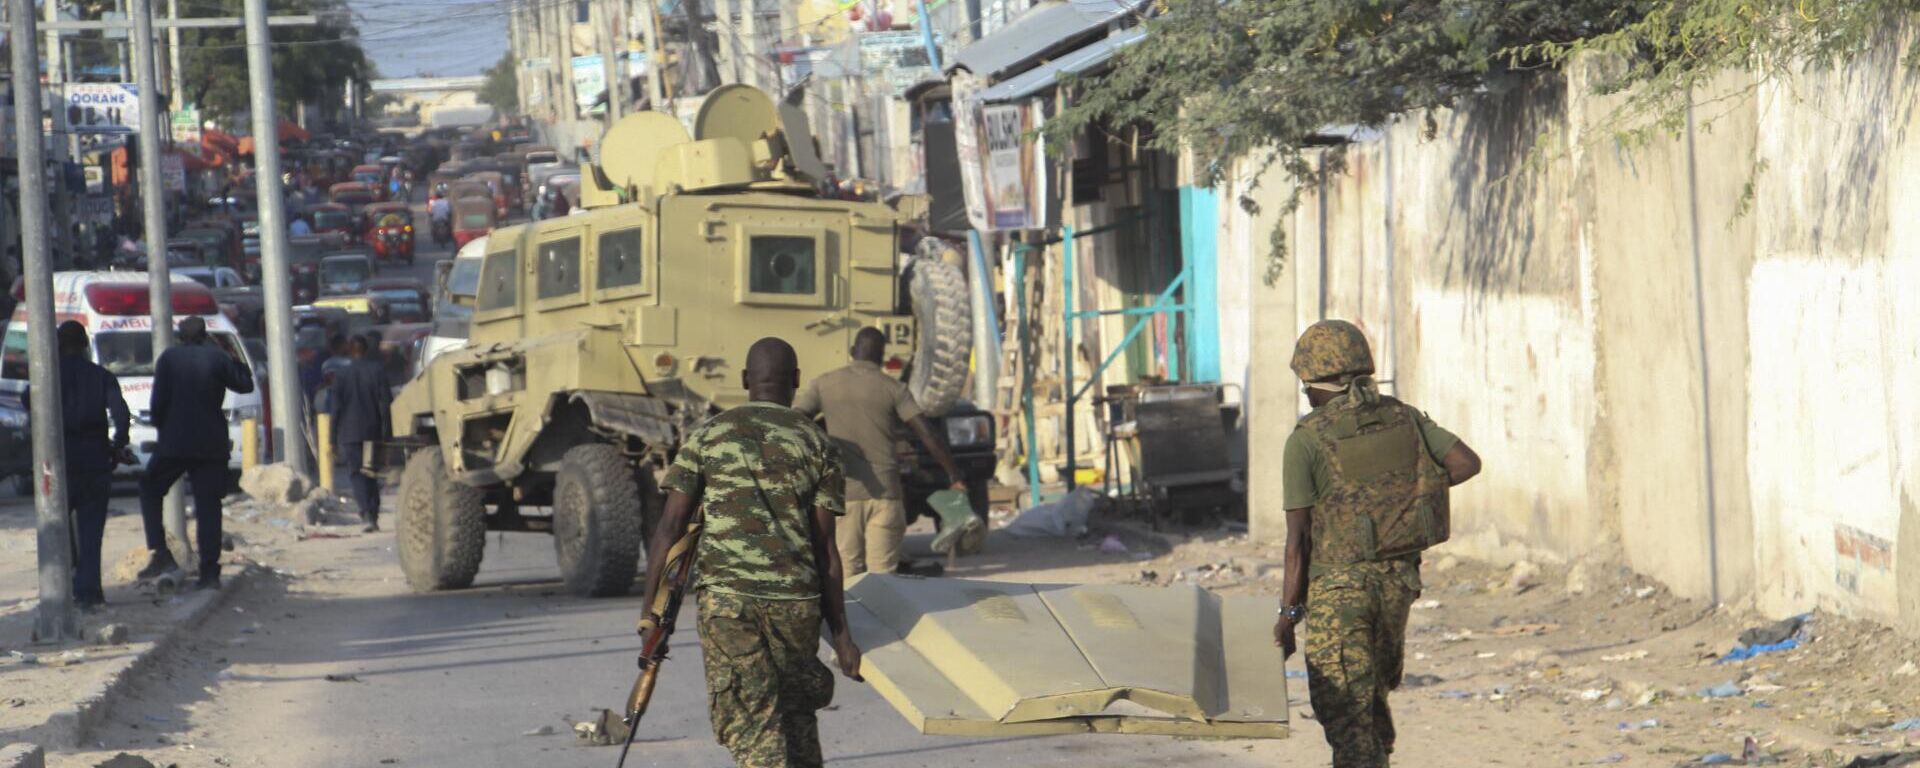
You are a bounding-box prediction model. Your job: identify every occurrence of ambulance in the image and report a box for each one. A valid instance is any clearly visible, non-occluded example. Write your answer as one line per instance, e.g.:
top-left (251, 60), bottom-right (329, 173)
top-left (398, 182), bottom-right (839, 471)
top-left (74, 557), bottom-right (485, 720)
top-left (2, 272), bottom-right (267, 478)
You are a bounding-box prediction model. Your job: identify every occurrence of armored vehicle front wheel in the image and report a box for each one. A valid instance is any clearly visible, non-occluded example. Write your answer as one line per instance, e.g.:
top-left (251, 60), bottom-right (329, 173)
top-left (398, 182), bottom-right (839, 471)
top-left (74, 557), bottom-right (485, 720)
top-left (552, 444), bottom-right (646, 598)
top-left (397, 447), bottom-right (488, 592)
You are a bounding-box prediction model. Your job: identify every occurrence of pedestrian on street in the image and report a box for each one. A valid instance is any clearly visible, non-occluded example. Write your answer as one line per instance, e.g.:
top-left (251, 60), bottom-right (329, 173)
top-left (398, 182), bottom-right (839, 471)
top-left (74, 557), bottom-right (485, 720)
top-left (26, 322), bottom-right (130, 608)
top-left (327, 333), bottom-right (392, 532)
top-left (1275, 319), bottom-right (1482, 768)
top-left (550, 188), bottom-right (570, 217)
top-left (136, 316), bottom-right (255, 590)
top-left (289, 216), bottom-right (312, 237)
top-left (793, 327), bottom-right (964, 578)
top-left (642, 337), bottom-right (863, 768)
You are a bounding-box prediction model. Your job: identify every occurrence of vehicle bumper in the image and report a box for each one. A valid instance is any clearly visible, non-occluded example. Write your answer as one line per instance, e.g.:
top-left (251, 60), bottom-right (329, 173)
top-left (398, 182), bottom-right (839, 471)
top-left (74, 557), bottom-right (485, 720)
top-left (122, 422), bottom-right (253, 476)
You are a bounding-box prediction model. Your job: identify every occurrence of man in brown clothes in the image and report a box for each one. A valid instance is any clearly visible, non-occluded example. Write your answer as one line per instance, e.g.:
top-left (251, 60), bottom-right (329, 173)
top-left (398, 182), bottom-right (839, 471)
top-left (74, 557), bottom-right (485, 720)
top-left (794, 327), bottom-right (964, 576)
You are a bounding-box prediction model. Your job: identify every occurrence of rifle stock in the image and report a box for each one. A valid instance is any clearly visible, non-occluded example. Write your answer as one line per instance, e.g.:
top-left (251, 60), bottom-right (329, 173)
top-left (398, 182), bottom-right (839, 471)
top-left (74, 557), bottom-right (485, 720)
top-left (615, 522), bottom-right (702, 768)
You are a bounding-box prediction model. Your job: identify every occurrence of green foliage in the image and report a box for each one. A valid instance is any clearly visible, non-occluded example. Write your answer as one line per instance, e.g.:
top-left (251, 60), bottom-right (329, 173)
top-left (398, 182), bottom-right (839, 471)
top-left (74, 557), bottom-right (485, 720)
top-left (478, 52), bottom-right (519, 113)
top-left (1051, 0), bottom-right (1919, 280)
top-left (181, 0), bottom-right (372, 121)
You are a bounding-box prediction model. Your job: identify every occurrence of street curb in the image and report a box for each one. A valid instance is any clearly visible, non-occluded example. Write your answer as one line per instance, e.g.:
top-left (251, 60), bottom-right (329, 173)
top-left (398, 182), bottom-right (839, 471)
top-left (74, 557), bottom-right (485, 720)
top-left (0, 744), bottom-right (45, 768)
top-left (23, 566), bottom-right (258, 751)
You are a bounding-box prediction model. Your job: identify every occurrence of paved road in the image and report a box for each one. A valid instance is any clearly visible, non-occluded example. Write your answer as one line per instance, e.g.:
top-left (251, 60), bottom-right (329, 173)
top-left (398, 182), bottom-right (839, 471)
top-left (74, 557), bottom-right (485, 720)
top-left (65, 525), bottom-right (1288, 768)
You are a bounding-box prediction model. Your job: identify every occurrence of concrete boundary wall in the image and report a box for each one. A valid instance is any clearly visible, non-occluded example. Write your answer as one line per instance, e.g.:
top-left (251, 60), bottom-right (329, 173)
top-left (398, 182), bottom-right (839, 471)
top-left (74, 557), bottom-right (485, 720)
top-left (1246, 45), bottom-right (1920, 634)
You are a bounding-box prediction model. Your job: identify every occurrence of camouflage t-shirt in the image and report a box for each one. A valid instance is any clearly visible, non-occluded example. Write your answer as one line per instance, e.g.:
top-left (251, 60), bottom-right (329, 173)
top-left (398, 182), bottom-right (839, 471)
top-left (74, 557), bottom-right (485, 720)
top-left (663, 401), bottom-right (846, 600)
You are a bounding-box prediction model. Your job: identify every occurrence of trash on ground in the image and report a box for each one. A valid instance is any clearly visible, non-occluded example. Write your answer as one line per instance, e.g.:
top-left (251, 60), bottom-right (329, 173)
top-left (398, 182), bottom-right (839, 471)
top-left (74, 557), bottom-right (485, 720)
top-left (323, 673), bottom-right (362, 683)
top-left (574, 709), bottom-right (631, 746)
top-left (1719, 638), bottom-right (1799, 664)
top-left (1601, 650), bottom-right (1649, 662)
top-left (1098, 534), bottom-right (1129, 554)
top-left (1592, 753), bottom-right (1627, 765)
top-left (1891, 718), bottom-right (1920, 732)
top-left (1738, 615), bottom-right (1807, 647)
top-left (1896, 661), bottom-right (1919, 677)
top-left (523, 725), bottom-right (555, 737)
top-left (1698, 681), bottom-right (1744, 698)
top-left (1001, 487), bottom-right (1099, 538)
top-left (1414, 599), bottom-right (1442, 610)
top-left (1402, 673), bottom-right (1444, 689)
top-left (1698, 753), bottom-right (1735, 765)
top-left (96, 623), bottom-right (130, 645)
top-left (1489, 623), bottom-right (1559, 637)
top-left (1617, 719), bottom-right (1660, 731)
top-left (1841, 753), bottom-right (1920, 768)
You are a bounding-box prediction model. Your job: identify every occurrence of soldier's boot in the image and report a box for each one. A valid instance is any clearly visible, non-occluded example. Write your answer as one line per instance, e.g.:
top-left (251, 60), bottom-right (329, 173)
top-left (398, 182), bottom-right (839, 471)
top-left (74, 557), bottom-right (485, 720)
top-left (136, 549), bottom-right (181, 580)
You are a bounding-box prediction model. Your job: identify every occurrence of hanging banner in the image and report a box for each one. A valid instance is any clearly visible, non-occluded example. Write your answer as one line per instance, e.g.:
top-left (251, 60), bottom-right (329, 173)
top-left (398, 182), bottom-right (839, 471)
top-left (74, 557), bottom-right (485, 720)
top-left (161, 154), bottom-right (187, 194)
top-left (857, 30), bottom-right (939, 96)
top-left (955, 93), bottom-right (1048, 231)
top-left (66, 83), bottom-right (141, 135)
top-left (571, 55), bottom-right (606, 117)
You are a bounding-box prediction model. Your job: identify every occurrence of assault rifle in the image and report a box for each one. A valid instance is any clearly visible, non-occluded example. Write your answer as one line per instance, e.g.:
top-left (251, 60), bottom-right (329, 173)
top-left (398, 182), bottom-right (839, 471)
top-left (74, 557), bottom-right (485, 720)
top-left (614, 521), bottom-right (702, 768)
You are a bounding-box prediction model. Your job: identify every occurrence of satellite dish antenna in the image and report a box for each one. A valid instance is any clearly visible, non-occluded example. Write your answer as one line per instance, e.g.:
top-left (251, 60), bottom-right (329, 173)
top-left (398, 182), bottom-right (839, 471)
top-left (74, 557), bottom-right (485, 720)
top-left (694, 84), bottom-right (779, 146)
top-left (598, 111), bottom-right (692, 193)
top-left (778, 102), bottom-right (829, 182)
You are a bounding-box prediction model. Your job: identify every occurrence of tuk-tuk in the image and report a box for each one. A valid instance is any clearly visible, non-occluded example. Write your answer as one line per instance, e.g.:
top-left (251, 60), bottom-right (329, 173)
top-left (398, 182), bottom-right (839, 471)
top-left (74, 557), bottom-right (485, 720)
top-left (450, 196), bottom-right (494, 249)
top-left (447, 180), bottom-right (491, 204)
top-left (329, 181), bottom-right (377, 212)
top-left (318, 251), bottom-right (375, 298)
top-left (429, 161), bottom-right (467, 192)
top-left (462, 171), bottom-right (508, 219)
top-left (351, 164), bottom-right (388, 200)
top-left (310, 203), bottom-right (356, 236)
top-left (176, 225), bottom-right (239, 270)
top-left (362, 201), bottom-right (415, 265)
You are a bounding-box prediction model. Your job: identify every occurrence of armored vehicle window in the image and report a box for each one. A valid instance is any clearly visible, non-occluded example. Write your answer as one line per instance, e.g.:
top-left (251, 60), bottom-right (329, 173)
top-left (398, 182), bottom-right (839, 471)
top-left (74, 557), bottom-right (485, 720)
top-left (597, 228), bottom-right (644, 290)
top-left (537, 237), bottom-right (583, 300)
top-left (748, 236), bottom-right (817, 295)
top-left (478, 249), bottom-right (518, 311)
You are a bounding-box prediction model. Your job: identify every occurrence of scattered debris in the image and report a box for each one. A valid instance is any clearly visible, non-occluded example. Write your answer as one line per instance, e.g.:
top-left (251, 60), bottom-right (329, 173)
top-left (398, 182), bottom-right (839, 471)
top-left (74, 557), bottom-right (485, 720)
top-left (1600, 650), bottom-right (1649, 662)
top-left (1739, 615), bottom-right (1808, 647)
top-left (2, 697), bottom-right (25, 708)
top-left (96, 623), bottom-right (130, 645)
top-left (1633, 586), bottom-right (1658, 599)
top-left (1843, 754), bottom-right (1920, 768)
top-left (9, 650), bottom-right (38, 664)
top-left (1617, 719), bottom-right (1660, 731)
top-left (323, 673), bottom-right (363, 683)
top-left (1719, 638), bottom-right (1799, 664)
top-left (1698, 753), bottom-right (1735, 765)
top-left (574, 709), bottom-right (631, 746)
top-left (94, 754), bottom-right (165, 768)
top-left (1506, 560), bottom-right (1541, 592)
top-left (1698, 681), bottom-right (1744, 698)
top-left (44, 650), bottom-right (86, 667)
top-left (1896, 661), bottom-right (1919, 677)
top-left (1592, 753), bottom-right (1627, 764)
top-left (1489, 623), bottom-right (1559, 637)
top-left (1565, 561), bottom-right (1591, 595)
top-left (1002, 487), bottom-right (1099, 538)
top-left (1098, 534), bottom-right (1129, 554)
top-left (523, 725), bottom-right (555, 737)
top-left (1402, 673), bottom-right (1444, 689)
top-left (1413, 599), bottom-right (1443, 610)
top-left (1891, 718), bottom-right (1920, 732)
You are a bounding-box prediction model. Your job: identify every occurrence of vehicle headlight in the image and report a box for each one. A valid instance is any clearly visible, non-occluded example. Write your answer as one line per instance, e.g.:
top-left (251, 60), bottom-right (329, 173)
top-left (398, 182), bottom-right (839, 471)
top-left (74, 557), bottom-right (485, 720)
top-left (230, 405), bottom-right (263, 424)
top-left (944, 414), bottom-right (992, 449)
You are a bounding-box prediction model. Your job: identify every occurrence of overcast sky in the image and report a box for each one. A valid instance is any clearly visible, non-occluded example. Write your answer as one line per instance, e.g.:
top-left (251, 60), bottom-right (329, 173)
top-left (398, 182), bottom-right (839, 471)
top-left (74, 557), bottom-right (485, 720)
top-left (352, 0), bottom-right (509, 78)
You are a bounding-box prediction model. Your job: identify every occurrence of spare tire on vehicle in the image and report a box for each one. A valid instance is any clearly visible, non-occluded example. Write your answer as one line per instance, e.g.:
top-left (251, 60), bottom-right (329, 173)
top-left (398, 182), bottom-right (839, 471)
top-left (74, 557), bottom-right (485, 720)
top-left (907, 256), bottom-right (971, 418)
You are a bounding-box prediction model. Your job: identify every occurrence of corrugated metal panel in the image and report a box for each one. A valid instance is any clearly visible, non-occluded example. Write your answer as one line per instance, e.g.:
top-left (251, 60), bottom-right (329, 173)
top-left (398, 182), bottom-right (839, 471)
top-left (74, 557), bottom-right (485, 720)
top-left (974, 26), bottom-right (1145, 104)
top-left (843, 573), bottom-right (1291, 738)
top-left (946, 0), bottom-right (1144, 82)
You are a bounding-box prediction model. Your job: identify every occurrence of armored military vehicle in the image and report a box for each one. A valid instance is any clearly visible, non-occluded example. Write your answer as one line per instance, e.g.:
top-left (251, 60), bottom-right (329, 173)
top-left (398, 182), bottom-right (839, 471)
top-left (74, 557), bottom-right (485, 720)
top-left (389, 86), bottom-right (972, 597)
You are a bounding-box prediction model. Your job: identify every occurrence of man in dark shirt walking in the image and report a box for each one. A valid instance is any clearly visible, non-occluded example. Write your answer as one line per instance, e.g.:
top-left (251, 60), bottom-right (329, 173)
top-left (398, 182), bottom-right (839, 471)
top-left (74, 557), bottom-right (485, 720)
top-left (137, 317), bottom-right (254, 589)
top-left (30, 322), bottom-right (131, 608)
top-left (327, 333), bottom-right (391, 531)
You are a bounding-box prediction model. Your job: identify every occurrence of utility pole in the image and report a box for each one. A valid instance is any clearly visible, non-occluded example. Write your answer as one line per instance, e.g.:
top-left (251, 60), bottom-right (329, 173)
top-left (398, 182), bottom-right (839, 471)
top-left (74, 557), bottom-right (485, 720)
top-left (637, 0), bottom-right (666, 108)
top-left (715, 0), bottom-right (738, 85)
top-left (244, 0), bottom-right (311, 477)
top-left (11, 0), bottom-right (78, 643)
top-left (43, 0), bottom-right (74, 269)
top-left (131, 0), bottom-right (195, 564)
top-left (168, 0), bottom-right (184, 112)
top-left (596, 0), bottom-right (622, 122)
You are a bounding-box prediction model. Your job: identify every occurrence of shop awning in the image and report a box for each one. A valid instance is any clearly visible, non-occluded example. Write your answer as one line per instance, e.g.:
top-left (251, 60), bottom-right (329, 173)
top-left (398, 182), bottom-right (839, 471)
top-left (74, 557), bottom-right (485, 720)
top-left (946, 0), bottom-right (1146, 82)
top-left (974, 26), bottom-right (1145, 104)
top-left (843, 574), bottom-right (1290, 738)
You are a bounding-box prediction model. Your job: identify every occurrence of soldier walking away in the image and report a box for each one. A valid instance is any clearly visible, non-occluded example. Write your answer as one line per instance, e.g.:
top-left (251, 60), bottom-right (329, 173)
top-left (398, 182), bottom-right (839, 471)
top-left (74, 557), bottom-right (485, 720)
top-left (793, 327), bottom-right (964, 578)
top-left (328, 333), bottom-right (393, 532)
top-left (27, 322), bottom-right (131, 609)
top-left (136, 317), bottom-right (255, 590)
top-left (1274, 319), bottom-right (1482, 768)
top-left (641, 337), bottom-right (864, 768)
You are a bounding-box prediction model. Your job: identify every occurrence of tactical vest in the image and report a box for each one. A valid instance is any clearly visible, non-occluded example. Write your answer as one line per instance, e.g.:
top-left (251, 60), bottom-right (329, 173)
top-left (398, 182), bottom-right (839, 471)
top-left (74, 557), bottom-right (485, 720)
top-left (1298, 396), bottom-right (1451, 571)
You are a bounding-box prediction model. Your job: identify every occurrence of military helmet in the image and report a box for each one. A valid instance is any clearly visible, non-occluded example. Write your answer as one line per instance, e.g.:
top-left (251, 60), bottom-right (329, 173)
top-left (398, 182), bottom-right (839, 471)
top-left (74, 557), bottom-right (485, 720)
top-left (1290, 320), bottom-right (1374, 382)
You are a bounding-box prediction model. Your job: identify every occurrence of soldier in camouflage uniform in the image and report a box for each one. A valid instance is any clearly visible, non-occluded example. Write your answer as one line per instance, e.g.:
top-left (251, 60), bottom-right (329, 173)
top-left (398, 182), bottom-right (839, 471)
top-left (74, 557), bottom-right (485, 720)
top-left (1273, 320), bottom-right (1483, 768)
top-left (643, 337), bottom-right (865, 768)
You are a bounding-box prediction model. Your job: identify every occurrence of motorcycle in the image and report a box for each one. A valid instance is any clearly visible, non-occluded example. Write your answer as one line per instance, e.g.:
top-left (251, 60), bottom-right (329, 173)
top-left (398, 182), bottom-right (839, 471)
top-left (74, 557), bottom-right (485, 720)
top-left (382, 229), bottom-right (413, 265)
top-left (431, 218), bottom-right (452, 247)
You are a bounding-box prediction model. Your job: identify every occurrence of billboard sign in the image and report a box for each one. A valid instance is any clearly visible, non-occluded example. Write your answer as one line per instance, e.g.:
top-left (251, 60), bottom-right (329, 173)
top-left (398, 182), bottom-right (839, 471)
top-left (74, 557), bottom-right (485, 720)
top-left (571, 55), bottom-right (606, 117)
top-left (66, 83), bottom-right (140, 135)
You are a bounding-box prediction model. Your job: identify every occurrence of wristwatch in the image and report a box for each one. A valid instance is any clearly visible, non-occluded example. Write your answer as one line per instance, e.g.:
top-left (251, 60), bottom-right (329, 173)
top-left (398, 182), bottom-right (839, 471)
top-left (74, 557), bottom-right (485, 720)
top-left (1278, 605), bottom-right (1305, 622)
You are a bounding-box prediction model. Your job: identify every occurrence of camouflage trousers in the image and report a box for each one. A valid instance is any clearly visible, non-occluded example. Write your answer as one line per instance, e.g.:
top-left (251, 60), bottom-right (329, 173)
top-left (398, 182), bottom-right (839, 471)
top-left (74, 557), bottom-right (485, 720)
top-left (698, 590), bottom-right (836, 768)
top-left (1304, 559), bottom-right (1421, 768)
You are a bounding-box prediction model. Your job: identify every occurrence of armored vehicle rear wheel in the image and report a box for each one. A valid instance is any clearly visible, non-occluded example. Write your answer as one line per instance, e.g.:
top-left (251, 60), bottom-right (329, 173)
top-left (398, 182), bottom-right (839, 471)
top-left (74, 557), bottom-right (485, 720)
top-left (552, 444), bottom-right (646, 597)
top-left (908, 257), bottom-right (972, 417)
top-left (397, 447), bottom-right (487, 591)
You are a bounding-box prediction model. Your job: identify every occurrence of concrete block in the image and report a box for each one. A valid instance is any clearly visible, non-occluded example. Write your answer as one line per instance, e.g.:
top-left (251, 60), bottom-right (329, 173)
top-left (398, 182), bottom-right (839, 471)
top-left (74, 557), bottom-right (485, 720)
top-left (0, 744), bottom-right (45, 768)
top-left (239, 463), bottom-right (307, 505)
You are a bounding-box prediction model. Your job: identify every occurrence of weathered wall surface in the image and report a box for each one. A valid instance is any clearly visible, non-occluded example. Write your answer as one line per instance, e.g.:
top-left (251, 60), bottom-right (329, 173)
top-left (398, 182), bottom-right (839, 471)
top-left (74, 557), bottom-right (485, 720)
top-left (1251, 48), bottom-right (1920, 631)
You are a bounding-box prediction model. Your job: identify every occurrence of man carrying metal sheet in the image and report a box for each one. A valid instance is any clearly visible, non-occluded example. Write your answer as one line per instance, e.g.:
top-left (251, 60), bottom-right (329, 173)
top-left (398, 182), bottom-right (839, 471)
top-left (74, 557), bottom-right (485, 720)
top-left (642, 336), bottom-right (865, 768)
top-left (1274, 319), bottom-right (1482, 768)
